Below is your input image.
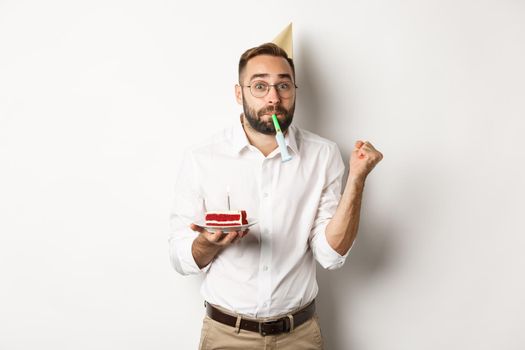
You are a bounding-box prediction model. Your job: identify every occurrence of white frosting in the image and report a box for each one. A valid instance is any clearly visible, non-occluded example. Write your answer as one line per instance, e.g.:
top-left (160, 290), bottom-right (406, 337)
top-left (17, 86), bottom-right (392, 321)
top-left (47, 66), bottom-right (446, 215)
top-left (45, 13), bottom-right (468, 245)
top-left (206, 210), bottom-right (243, 214)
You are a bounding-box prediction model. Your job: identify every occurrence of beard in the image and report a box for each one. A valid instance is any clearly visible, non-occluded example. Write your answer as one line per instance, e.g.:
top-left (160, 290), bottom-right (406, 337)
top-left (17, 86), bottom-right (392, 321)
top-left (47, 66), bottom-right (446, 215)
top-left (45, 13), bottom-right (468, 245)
top-left (242, 96), bottom-right (295, 135)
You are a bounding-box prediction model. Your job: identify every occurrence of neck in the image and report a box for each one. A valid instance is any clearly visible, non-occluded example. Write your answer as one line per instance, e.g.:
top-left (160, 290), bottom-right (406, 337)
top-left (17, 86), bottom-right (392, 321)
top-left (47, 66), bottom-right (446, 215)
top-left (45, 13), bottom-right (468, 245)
top-left (240, 114), bottom-right (288, 157)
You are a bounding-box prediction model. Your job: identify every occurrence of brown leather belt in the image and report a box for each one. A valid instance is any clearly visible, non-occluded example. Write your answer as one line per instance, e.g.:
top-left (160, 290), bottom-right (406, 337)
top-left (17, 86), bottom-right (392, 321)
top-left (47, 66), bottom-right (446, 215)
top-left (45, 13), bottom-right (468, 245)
top-left (205, 300), bottom-right (316, 336)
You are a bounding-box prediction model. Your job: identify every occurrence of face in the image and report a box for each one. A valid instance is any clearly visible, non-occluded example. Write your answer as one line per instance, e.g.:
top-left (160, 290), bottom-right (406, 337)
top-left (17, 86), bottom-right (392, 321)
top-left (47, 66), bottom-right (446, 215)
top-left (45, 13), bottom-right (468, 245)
top-left (236, 55), bottom-right (296, 135)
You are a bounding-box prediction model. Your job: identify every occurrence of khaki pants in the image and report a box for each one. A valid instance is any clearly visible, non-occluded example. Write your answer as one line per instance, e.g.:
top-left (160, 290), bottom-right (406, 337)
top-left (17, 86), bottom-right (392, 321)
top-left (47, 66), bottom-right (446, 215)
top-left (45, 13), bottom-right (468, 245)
top-left (198, 314), bottom-right (324, 350)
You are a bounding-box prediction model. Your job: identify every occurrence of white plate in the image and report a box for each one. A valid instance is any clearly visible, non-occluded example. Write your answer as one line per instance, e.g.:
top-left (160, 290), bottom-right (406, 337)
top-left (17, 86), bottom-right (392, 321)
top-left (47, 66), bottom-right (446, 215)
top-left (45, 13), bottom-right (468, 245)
top-left (194, 217), bottom-right (258, 232)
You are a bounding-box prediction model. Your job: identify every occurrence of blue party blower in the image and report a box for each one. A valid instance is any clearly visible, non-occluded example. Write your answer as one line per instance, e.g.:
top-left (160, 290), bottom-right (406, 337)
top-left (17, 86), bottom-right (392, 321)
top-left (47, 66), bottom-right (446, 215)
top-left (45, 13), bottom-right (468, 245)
top-left (272, 114), bottom-right (292, 162)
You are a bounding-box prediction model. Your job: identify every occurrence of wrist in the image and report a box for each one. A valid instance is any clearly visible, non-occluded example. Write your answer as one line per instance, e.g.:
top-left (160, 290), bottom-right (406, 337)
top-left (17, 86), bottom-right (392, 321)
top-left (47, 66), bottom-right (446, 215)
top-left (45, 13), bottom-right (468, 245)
top-left (347, 174), bottom-right (366, 187)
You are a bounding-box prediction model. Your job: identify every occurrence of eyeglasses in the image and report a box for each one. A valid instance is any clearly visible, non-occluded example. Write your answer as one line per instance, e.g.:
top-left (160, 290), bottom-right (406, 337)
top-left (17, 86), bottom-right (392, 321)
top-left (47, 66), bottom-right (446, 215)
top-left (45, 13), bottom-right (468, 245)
top-left (241, 80), bottom-right (298, 98)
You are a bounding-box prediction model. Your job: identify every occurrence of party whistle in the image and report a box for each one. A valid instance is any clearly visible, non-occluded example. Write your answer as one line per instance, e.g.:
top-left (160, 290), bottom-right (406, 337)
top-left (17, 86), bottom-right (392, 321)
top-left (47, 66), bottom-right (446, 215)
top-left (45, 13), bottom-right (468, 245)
top-left (272, 114), bottom-right (292, 162)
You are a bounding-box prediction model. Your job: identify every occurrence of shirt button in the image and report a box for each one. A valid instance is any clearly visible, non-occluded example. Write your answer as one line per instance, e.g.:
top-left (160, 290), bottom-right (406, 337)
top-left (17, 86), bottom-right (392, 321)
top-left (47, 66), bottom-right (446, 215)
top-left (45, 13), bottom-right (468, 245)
top-left (262, 265), bottom-right (268, 271)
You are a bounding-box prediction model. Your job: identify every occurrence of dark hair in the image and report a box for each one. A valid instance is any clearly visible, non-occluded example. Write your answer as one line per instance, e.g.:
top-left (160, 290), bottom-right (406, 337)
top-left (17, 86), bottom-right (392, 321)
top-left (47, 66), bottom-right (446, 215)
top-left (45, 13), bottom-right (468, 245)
top-left (238, 42), bottom-right (295, 83)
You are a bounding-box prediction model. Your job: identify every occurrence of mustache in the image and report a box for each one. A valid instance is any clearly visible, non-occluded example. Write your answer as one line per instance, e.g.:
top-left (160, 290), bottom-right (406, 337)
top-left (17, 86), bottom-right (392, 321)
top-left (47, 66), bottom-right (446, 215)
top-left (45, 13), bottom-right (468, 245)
top-left (257, 105), bottom-right (288, 117)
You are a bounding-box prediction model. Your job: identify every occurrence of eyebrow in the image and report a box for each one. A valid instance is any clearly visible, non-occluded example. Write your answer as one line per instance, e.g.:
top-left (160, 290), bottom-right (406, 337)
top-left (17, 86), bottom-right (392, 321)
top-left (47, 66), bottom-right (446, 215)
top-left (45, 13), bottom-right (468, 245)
top-left (249, 73), bottom-right (293, 81)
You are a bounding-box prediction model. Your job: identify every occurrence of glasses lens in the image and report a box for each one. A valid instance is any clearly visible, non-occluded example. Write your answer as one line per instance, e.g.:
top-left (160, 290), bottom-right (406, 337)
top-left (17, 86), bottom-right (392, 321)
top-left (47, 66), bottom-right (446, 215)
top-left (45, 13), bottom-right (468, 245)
top-left (276, 82), bottom-right (294, 98)
top-left (250, 81), bottom-right (269, 98)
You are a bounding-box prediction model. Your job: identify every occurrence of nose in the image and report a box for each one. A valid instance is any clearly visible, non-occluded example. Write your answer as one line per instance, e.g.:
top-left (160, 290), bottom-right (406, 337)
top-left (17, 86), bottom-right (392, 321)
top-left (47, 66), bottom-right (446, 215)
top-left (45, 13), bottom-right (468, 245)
top-left (265, 85), bottom-right (281, 105)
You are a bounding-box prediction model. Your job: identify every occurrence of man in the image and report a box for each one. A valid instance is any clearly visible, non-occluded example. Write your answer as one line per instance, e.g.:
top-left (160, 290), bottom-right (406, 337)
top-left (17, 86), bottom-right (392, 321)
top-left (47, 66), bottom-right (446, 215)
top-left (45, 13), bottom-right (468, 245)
top-left (169, 42), bottom-right (383, 349)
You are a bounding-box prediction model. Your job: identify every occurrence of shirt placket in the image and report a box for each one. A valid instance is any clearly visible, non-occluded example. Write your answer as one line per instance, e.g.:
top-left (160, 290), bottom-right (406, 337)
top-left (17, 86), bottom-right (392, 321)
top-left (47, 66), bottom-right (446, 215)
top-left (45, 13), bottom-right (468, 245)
top-left (257, 157), bottom-right (273, 316)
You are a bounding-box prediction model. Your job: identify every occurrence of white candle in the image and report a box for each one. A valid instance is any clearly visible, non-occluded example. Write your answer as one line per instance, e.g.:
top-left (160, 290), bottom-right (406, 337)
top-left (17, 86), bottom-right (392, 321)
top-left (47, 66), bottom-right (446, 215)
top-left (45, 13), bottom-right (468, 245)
top-left (226, 185), bottom-right (231, 210)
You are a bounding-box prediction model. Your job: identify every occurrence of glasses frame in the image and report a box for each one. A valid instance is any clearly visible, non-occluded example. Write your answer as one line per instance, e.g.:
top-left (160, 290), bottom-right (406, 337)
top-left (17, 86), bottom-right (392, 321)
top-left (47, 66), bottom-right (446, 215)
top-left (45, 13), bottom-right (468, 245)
top-left (240, 81), bottom-right (298, 98)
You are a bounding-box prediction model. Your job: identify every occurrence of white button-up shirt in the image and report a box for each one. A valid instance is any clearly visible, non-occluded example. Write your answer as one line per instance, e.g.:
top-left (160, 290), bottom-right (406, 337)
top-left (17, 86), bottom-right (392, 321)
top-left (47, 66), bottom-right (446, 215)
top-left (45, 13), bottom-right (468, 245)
top-left (169, 119), bottom-right (351, 318)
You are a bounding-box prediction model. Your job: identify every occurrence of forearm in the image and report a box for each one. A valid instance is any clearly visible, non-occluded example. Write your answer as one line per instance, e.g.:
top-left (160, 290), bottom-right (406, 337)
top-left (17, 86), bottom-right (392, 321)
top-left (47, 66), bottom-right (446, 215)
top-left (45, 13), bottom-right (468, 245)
top-left (192, 234), bottom-right (222, 269)
top-left (325, 176), bottom-right (365, 255)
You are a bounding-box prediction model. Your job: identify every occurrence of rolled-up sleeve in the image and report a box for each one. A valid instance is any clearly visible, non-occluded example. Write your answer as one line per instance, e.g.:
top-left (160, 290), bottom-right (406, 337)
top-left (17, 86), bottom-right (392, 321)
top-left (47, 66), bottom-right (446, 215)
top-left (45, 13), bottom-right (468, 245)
top-left (310, 143), bottom-right (352, 270)
top-left (168, 151), bottom-right (211, 275)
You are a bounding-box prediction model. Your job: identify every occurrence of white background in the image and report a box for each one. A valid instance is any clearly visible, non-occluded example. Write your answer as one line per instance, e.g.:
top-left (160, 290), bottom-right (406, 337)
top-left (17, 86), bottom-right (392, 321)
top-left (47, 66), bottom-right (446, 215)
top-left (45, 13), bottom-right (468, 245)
top-left (1, 0), bottom-right (524, 349)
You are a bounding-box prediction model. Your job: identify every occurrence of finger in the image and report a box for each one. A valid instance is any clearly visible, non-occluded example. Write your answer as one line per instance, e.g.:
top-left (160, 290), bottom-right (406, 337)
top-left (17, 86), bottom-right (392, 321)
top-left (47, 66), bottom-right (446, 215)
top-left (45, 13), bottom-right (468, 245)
top-left (189, 223), bottom-right (204, 233)
top-left (360, 147), bottom-right (372, 157)
top-left (361, 143), bottom-right (379, 155)
top-left (234, 230), bottom-right (248, 241)
top-left (220, 231), bottom-right (239, 245)
top-left (362, 144), bottom-right (383, 161)
top-left (229, 231), bottom-right (240, 243)
top-left (354, 140), bottom-right (365, 150)
top-left (356, 147), bottom-right (368, 159)
top-left (190, 223), bottom-right (227, 237)
top-left (206, 230), bottom-right (225, 243)
top-left (363, 141), bottom-right (378, 152)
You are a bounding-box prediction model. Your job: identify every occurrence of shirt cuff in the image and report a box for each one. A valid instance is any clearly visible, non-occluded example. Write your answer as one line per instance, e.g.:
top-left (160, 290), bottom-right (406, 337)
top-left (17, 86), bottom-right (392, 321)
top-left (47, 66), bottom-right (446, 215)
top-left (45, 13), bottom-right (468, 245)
top-left (182, 239), bottom-right (212, 274)
top-left (170, 233), bottom-right (212, 275)
top-left (314, 228), bottom-right (353, 270)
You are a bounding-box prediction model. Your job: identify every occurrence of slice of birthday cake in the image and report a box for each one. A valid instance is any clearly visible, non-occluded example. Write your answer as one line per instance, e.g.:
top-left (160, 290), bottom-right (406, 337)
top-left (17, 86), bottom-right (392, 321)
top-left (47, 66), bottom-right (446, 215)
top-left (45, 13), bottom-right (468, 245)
top-left (205, 210), bottom-right (248, 227)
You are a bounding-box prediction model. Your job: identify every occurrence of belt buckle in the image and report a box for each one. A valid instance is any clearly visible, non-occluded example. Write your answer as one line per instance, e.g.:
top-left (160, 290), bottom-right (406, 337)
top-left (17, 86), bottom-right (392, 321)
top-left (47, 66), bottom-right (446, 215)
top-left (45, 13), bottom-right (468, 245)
top-left (258, 318), bottom-right (290, 336)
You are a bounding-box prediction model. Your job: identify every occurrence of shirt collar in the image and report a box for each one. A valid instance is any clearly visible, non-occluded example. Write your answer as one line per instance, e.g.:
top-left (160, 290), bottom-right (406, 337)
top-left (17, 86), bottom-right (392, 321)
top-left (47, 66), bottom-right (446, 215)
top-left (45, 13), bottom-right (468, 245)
top-left (231, 117), bottom-right (300, 156)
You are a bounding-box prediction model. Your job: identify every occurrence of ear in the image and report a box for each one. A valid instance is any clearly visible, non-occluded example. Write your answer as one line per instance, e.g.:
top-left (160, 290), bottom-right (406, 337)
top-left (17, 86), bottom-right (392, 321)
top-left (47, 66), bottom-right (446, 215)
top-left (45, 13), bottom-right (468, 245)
top-left (235, 84), bottom-right (243, 105)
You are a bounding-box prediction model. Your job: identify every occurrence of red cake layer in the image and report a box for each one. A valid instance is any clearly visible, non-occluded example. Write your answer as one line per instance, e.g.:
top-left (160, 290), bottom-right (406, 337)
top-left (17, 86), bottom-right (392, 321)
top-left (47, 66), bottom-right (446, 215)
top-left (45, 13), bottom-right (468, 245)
top-left (205, 210), bottom-right (247, 226)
